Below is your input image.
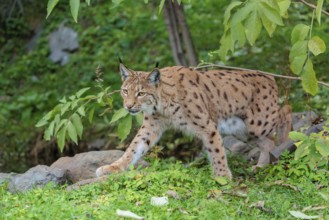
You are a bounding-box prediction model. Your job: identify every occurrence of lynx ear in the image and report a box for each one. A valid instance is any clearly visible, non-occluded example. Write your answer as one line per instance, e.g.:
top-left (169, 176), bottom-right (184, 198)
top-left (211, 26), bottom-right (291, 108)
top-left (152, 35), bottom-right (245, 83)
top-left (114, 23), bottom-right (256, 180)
top-left (147, 68), bottom-right (160, 85)
top-left (119, 63), bottom-right (132, 81)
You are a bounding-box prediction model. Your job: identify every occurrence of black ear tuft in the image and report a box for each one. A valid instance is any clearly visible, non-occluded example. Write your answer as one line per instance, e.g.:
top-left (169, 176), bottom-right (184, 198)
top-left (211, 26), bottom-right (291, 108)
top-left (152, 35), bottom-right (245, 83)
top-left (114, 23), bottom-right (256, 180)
top-left (155, 61), bottom-right (159, 68)
top-left (119, 63), bottom-right (131, 81)
top-left (118, 57), bottom-right (123, 64)
top-left (147, 68), bottom-right (160, 85)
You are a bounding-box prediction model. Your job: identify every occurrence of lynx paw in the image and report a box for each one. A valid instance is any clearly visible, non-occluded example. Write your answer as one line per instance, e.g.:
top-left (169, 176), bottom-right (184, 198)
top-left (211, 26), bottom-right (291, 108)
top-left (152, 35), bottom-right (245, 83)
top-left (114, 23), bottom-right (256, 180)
top-left (96, 164), bottom-right (121, 177)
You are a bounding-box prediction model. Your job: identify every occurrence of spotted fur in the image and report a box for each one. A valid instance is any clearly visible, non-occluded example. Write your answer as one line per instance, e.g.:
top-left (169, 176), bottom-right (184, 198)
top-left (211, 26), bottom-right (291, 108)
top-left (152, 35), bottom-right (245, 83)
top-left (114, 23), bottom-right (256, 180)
top-left (96, 64), bottom-right (292, 179)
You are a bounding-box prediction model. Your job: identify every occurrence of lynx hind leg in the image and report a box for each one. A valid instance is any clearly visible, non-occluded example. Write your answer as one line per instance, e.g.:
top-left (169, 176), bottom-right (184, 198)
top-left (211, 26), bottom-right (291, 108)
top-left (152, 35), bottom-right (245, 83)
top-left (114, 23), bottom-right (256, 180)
top-left (277, 105), bottom-right (292, 143)
top-left (253, 137), bottom-right (275, 169)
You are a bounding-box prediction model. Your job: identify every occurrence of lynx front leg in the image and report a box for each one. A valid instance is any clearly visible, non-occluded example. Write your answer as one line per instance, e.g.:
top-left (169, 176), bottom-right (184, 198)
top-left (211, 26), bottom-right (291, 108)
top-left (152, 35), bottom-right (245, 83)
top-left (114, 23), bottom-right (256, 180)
top-left (96, 116), bottom-right (164, 177)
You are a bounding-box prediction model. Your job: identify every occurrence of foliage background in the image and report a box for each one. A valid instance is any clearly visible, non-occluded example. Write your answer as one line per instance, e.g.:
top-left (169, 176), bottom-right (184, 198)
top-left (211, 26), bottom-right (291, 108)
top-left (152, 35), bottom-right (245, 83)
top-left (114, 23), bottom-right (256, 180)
top-left (0, 0), bottom-right (328, 172)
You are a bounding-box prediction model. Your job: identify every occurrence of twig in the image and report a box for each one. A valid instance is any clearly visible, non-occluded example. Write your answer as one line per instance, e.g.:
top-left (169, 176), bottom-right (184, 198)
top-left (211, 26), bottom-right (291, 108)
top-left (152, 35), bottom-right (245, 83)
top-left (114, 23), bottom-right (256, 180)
top-left (299, 0), bottom-right (329, 17)
top-left (194, 64), bottom-right (329, 88)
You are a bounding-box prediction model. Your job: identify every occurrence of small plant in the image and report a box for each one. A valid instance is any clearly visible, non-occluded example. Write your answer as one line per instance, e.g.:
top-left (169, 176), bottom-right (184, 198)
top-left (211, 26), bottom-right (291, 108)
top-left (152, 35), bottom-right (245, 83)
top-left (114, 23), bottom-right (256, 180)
top-left (36, 66), bottom-right (141, 152)
top-left (289, 120), bottom-right (329, 169)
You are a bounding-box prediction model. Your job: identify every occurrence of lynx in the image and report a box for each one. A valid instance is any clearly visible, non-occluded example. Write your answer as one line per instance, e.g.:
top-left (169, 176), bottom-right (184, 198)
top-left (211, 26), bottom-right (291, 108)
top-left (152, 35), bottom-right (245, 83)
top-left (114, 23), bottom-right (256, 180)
top-left (96, 64), bottom-right (292, 179)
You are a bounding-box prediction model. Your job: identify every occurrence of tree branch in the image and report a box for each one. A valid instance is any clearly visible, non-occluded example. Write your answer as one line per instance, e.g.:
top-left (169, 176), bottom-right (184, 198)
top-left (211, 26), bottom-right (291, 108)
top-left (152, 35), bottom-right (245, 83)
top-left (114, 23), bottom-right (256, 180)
top-left (299, 0), bottom-right (329, 17)
top-left (194, 64), bottom-right (329, 88)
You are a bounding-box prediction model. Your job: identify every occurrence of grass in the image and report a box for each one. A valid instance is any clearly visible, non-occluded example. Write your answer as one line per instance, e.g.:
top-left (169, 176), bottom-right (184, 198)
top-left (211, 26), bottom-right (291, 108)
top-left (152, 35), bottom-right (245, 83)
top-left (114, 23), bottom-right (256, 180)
top-left (0, 154), bottom-right (328, 220)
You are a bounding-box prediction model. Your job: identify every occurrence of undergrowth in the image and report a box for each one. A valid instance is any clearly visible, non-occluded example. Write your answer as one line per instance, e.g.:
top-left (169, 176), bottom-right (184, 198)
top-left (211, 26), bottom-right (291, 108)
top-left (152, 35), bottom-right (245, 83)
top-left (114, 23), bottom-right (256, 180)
top-left (1, 154), bottom-right (328, 219)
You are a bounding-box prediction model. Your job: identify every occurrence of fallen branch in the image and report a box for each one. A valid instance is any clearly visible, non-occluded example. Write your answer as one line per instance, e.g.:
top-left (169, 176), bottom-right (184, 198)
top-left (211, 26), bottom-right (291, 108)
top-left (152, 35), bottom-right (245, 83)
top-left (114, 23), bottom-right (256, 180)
top-left (194, 64), bottom-right (329, 88)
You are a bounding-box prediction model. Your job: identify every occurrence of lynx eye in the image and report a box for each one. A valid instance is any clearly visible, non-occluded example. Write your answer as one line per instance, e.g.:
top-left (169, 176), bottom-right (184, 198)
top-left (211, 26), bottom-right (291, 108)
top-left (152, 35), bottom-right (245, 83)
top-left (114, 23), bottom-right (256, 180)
top-left (137, 92), bottom-right (146, 97)
top-left (122, 89), bottom-right (128, 95)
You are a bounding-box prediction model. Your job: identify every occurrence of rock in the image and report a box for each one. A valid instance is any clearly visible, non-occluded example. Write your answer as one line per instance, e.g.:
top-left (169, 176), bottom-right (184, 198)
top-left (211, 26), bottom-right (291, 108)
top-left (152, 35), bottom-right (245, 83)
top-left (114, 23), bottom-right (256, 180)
top-left (51, 150), bottom-right (149, 183)
top-left (48, 23), bottom-right (79, 65)
top-left (0, 165), bottom-right (67, 193)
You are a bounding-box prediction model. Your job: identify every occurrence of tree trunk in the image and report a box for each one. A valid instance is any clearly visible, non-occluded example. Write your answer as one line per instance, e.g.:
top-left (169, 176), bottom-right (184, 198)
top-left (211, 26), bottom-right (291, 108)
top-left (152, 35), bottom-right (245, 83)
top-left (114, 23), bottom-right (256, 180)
top-left (163, 0), bottom-right (198, 66)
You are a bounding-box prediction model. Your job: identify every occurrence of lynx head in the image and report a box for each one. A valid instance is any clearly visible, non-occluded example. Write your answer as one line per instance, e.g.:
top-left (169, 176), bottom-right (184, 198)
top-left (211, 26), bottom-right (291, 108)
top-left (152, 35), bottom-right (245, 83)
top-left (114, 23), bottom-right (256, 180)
top-left (119, 63), bottom-right (160, 115)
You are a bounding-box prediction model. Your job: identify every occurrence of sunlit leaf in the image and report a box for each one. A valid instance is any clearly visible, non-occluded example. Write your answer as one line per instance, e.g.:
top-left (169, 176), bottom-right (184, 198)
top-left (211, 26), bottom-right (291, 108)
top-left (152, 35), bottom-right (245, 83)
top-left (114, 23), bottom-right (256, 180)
top-left (61, 102), bottom-right (71, 115)
top-left (67, 121), bottom-right (78, 144)
top-left (259, 10), bottom-right (277, 37)
top-left (289, 210), bottom-right (319, 219)
top-left (46, 0), bottom-right (60, 19)
top-left (56, 126), bottom-right (67, 152)
top-left (291, 24), bottom-right (310, 44)
top-left (158, 0), bottom-right (166, 14)
top-left (72, 113), bottom-right (83, 139)
top-left (301, 59), bottom-right (318, 96)
top-left (308, 36), bottom-right (326, 56)
top-left (290, 54), bottom-right (307, 75)
top-left (244, 10), bottom-right (262, 45)
top-left (231, 1), bottom-right (255, 26)
top-left (277, 0), bottom-right (291, 17)
top-left (44, 121), bottom-right (55, 141)
top-left (223, 1), bottom-right (243, 26)
top-left (117, 114), bottom-right (132, 141)
top-left (77, 106), bottom-right (86, 116)
top-left (289, 40), bottom-right (308, 63)
top-left (259, 1), bottom-right (283, 25)
top-left (135, 113), bottom-right (144, 126)
top-left (76, 87), bottom-right (90, 98)
top-left (88, 107), bottom-right (95, 123)
top-left (294, 141), bottom-right (308, 160)
top-left (316, 0), bottom-right (324, 24)
top-left (70, 0), bottom-right (80, 23)
top-left (315, 138), bottom-right (329, 156)
top-left (110, 108), bottom-right (129, 124)
top-left (289, 131), bottom-right (308, 141)
top-left (231, 22), bottom-right (246, 47)
top-left (85, 0), bottom-right (91, 6)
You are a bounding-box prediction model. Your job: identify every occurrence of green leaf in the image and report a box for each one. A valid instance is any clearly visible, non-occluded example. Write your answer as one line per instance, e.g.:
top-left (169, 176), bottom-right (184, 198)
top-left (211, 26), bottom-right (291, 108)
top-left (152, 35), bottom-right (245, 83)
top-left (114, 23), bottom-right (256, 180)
top-left (85, 0), bottom-right (91, 6)
top-left (76, 87), bottom-right (90, 98)
top-left (289, 40), bottom-right (308, 63)
top-left (290, 54), bottom-right (307, 75)
top-left (158, 0), bottom-right (165, 14)
top-left (110, 108), bottom-right (129, 124)
top-left (301, 59), bottom-right (318, 96)
top-left (259, 1), bottom-right (283, 25)
top-left (44, 121), bottom-right (55, 141)
top-left (135, 113), bottom-right (144, 126)
top-left (77, 106), bottom-right (86, 116)
top-left (316, 0), bottom-right (324, 25)
top-left (277, 0), bottom-right (291, 17)
top-left (231, 22), bottom-right (246, 47)
top-left (59, 96), bottom-right (67, 103)
top-left (70, 0), bottom-right (80, 23)
top-left (71, 100), bottom-right (79, 110)
top-left (259, 10), bottom-right (277, 37)
top-left (56, 126), bottom-right (67, 152)
top-left (88, 107), bottom-right (95, 123)
top-left (144, 0), bottom-right (148, 3)
top-left (291, 24), bottom-right (310, 44)
top-left (36, 119), bottom-right (48, 128)
top-left (55, 119), bottom-right (68, 134)
top-left (214, 176), bottom-right (229, 185)
top-left (244, 11), bottom-right (262, 45)
top-left (294, 142), bottom-right (308, 160)
top-left (223, 1), bottom-right (243, 26)
top-left (308, 36), bottom-right (326, 56)
top-left (289, 131), bottom-right (308, 141)
top-left (289, 211), bottom-right (319, 219)
top-left (231, 1), bottom-right (255, 26)
top-left (72, 113), bottom-right (83, 139)
top-left (46, 0), bottom-right (60, 19)
top-left (117, 114), bottom-right (132, 141)
top-left (67, 121), bottom-right (78, 144)
top-left (61, 102), bottom-right (71, 115)
top-left (316, 138), bottom-right (329, 156)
